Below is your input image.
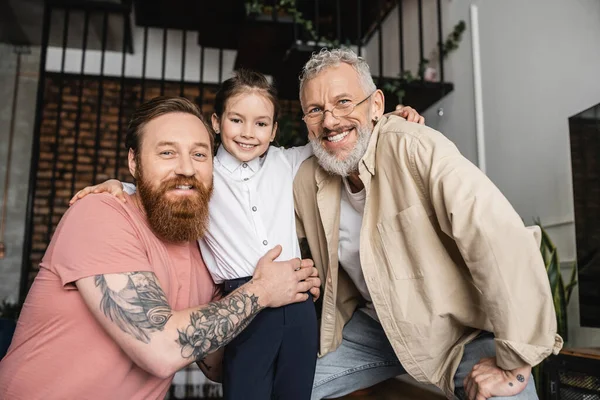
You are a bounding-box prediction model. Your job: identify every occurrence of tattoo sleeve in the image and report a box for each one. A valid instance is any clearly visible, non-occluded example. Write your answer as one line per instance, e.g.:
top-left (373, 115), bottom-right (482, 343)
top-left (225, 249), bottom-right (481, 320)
top-left (95, 272), bottom-right (172, 343)
top-left (177, 287), bottom-right (263, 361)
top-left (95, 272), bottom-right (264, 362)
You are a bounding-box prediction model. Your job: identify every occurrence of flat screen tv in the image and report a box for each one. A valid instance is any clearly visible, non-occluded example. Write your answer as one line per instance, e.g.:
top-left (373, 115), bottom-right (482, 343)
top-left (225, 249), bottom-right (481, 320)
top-left (569, 102), bottom-right (600, 328)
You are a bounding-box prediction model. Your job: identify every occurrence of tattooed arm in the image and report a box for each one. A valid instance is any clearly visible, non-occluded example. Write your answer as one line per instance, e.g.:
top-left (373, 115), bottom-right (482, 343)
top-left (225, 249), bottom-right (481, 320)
top-left (195, 285), bottom-right (225, 382)
top-left (76, 245), bottom-right (319, 379)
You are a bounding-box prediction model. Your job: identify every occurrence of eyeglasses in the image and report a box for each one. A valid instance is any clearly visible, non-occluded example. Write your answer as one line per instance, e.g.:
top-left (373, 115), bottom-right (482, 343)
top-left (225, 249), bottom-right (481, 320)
top-left (302, 91), bottom-right (376, 125)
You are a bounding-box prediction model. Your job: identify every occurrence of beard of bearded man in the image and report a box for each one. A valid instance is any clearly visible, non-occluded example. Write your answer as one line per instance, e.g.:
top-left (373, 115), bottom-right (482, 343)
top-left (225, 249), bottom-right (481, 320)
top-left (310, 123), bottom-right (373, 177)
top-left (136, 162), bottom-right (213, 243)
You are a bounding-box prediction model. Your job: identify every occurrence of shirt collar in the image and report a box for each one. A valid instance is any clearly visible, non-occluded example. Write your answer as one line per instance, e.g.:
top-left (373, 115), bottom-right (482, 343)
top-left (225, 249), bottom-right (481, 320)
top-left (216, 145), bottom-right (263, 174)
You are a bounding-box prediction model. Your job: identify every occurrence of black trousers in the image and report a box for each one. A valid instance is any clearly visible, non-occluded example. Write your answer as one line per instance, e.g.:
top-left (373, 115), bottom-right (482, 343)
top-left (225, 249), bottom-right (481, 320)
top-left (222, 277), bottom-right (318, 400)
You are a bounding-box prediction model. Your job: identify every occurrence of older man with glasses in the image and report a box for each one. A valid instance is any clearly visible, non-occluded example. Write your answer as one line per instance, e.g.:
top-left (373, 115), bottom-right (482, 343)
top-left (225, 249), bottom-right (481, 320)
top-left (293, 48), bottom-right (562, 400)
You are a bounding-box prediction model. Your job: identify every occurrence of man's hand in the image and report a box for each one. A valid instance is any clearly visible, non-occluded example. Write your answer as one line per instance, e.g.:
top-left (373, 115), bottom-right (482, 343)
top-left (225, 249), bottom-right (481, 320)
top-left (251, 245), bottom-right (321, 308)
top-left (386, 104), bottom-right (425, 124)
top-left (463, 358), bottom-right (531, 400)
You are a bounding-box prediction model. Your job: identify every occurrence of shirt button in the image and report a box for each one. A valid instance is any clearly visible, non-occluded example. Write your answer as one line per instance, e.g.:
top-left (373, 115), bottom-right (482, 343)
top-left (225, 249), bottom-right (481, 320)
top-left (327, 277), bottom-right (332, 284)
top-left (252, 206), bottom-right (257, 212)
top-left (262, 240), bottom-right (268, 246)
top-left (242, 163), bottom-right (248, 168)
top-left (325, 314), bottom-right (332, 321)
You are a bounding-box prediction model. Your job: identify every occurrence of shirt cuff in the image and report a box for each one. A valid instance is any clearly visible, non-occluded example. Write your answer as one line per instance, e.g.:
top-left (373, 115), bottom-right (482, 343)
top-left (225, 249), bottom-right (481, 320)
top-left (122, 182), bottom-right (136, 195)
top-left (494, 334), bottom-right (564, 370)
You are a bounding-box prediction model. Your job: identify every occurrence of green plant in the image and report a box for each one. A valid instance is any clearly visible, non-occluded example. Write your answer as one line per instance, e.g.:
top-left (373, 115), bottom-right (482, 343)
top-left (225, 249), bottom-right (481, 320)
top-left (275, 113), bottom-right (308, 148)
top-left (384, 20), bottom-right (467, 104)
top-left (535, 219), bottom-right (577, 340)
top-left (532, 220), bottom-right (579, 396)
top-left (441, 20), bottom-right (466, 58)
top-left (382, 70), bottom-right (416, 105)
top-left (245, 0), bottom-right (351, 48)
top-left (0, 299), bottom-right (22, 321)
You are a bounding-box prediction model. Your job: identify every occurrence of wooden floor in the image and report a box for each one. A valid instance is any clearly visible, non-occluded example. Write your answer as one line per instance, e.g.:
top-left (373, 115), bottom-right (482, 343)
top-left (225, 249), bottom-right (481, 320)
top-left (336, 378), bottom-right (446, 400)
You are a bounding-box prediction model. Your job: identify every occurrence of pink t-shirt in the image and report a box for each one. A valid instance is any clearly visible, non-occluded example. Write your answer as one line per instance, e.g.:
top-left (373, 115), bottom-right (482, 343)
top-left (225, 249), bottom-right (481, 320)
top-left (0, 194), bottom-right (216, 400)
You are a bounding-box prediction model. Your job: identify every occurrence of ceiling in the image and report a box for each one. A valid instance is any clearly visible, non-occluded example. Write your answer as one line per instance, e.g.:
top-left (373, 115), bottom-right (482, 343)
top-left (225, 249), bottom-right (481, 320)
top-left (0, 0), bottom-right (126, 51)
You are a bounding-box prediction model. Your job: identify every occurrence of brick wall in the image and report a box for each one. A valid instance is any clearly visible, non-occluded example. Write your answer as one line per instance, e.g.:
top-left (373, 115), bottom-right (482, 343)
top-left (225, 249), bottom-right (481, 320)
top-left (26, 73), bottom-right (304, 289)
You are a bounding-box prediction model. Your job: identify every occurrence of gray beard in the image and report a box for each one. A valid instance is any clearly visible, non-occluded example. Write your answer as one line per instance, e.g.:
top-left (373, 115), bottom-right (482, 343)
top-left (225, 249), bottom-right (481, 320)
top-left (309, 125), bottom-right (372, 177)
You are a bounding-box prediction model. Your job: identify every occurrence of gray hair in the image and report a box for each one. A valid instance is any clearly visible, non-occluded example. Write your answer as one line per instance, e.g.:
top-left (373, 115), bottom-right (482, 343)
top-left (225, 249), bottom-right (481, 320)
top-left (299, 48), bottom-right (377, 102)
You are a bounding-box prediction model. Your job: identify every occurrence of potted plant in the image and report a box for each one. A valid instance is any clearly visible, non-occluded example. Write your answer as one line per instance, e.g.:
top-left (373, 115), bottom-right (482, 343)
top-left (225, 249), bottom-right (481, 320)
top-left (533, 220), bottom-right (579, 395)
top-left (383, 20), bottom-right (466, 105)
top-left (0, 299), bottom-right (20, 359)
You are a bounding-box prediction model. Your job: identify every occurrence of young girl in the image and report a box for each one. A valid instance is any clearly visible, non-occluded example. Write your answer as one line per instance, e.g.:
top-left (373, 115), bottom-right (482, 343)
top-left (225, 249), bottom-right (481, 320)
top-left (72, 70), bottom-right (423, 399)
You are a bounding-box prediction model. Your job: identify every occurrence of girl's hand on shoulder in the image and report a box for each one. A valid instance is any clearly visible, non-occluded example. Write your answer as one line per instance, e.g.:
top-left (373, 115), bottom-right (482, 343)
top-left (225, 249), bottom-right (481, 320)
top-left (386, 104), bottom-right (425, 125)
top-left (69, 179), bottom-right (126, 205)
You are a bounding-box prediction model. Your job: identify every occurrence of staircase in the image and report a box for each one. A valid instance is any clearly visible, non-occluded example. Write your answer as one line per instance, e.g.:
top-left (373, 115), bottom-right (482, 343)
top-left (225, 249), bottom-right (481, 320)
top-left (132, 0), bottom-right (456, 112)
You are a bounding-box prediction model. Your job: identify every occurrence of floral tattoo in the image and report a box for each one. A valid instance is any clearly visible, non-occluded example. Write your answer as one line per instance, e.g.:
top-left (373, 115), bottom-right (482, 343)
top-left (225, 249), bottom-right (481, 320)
top-left (177, 289), bottom-right (263, 361)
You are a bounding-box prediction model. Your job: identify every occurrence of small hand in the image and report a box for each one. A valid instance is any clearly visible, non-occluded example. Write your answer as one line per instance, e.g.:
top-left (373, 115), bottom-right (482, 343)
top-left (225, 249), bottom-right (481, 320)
top-left (69, 179), bottom-right (126, 205)
top-left (387, 104), bottom-right (425, 124)
top-left (301, 258), bottom-right (321, 302)
top-left (463, 358), bottom-right (531, 400)
top-left (252, 246), bottom-right (321, 308)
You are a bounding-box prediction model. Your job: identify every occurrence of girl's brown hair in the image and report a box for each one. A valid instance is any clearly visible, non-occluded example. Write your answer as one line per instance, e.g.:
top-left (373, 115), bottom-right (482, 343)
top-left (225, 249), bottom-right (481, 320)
top-left (213, 69), bottom-right (280, 122)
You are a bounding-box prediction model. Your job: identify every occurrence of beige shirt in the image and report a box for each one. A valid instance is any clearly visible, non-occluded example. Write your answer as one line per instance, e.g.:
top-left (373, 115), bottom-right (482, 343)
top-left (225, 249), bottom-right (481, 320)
top-left (293, 115), bottom-right (563, 398)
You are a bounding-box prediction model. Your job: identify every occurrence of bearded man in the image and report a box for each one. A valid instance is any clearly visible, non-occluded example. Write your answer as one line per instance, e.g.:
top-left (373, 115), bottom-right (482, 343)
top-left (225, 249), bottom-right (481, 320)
top-left (0, 97), bottom-right (320, 399)
top-left (293, 49), bottom-right (562, 400)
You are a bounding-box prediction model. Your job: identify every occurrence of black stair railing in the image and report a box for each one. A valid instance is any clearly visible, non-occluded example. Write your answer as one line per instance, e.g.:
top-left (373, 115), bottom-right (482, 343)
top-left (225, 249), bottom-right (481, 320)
top-left (243, 0), bottom-right (454, 112)
top-left (21, 0), bottom-right (135, 302)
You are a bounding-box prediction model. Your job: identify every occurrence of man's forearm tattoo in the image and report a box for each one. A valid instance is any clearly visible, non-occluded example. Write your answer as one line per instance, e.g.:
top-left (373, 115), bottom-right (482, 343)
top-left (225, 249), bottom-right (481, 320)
top-left (95, 272), bottom-right (172, 343)
top-left (95, 272), bottom-right (263, 361)
top-left (177, 288), bottom-right (263, 361)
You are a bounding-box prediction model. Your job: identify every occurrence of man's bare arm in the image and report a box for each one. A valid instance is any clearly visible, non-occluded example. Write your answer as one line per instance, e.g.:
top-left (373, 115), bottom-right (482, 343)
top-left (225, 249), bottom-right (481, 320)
top-left (78, 272), bottom-right (265, 378)
top-left (76, 246), bottom-right (319, 378)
